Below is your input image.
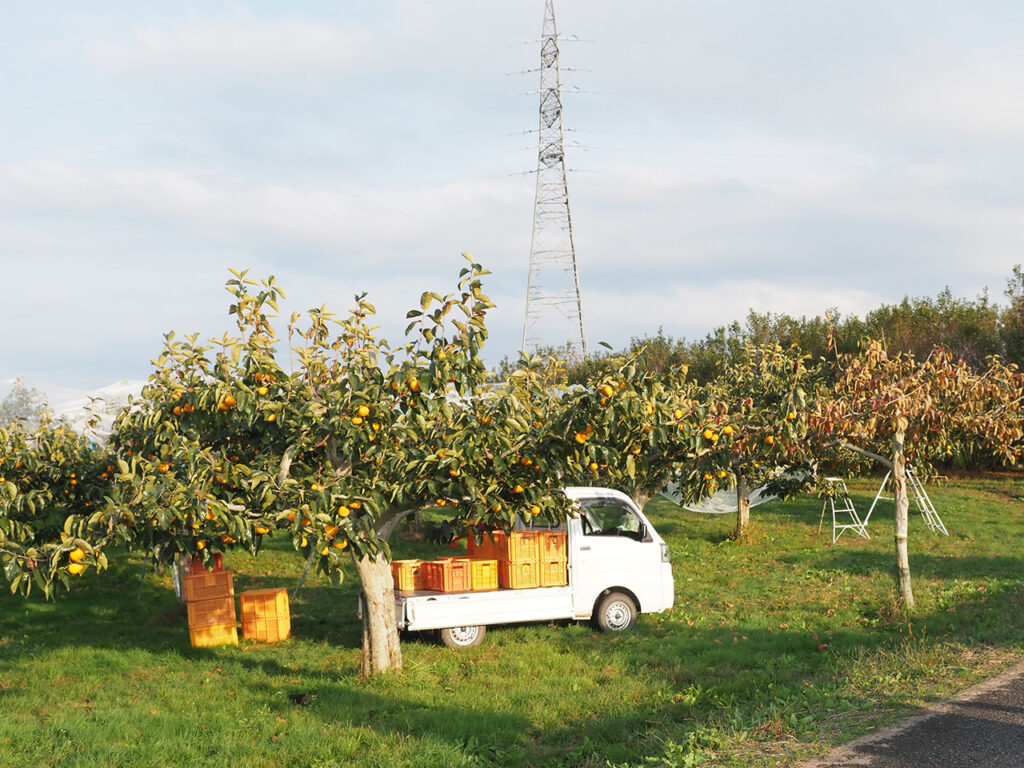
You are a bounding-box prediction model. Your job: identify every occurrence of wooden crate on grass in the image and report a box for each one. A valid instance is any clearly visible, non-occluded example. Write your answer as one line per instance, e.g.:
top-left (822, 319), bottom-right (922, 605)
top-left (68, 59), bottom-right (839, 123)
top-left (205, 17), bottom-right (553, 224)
top-left (240, 588), bottom-right (290, 643)
top-left (186, 595), bottom-right (237, 629)
top-left (183, 570), bottom-right (234, 602)
top-left (190, 623), bottom-right (238, 648)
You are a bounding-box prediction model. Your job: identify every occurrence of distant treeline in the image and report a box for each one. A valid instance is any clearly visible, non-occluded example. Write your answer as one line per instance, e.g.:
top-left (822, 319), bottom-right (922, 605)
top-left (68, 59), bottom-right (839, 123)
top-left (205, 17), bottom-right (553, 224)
top-left (511, 265), bottom-right (1024, 385)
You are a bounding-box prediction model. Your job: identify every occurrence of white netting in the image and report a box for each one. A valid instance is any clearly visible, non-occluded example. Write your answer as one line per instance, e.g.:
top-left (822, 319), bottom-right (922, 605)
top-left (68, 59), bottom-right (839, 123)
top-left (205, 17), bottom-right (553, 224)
top-left (660, 482), bottom-right (777, 515)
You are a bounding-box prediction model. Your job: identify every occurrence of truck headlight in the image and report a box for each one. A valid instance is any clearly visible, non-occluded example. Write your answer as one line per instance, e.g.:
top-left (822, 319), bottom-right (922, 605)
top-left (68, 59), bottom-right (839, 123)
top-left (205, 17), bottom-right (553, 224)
top-left (660, 543), bottom-right (670, 562)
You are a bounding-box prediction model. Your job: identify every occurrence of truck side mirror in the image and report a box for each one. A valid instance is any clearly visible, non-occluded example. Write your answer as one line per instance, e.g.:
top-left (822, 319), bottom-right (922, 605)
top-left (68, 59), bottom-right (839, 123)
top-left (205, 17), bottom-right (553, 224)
top-left (637, 522), bottom-right (648, 541)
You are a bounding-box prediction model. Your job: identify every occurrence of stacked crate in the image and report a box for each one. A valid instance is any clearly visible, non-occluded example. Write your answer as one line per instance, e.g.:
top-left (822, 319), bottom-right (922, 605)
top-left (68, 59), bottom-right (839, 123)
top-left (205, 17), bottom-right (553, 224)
top-left (536, 531), bottom-right (568, 587)
top-left (492, 530), bottom-right (541, 589)
top-left (393, 528), bottom-right (565, 594)
top-left (184, 564), bottom-right (237, 647)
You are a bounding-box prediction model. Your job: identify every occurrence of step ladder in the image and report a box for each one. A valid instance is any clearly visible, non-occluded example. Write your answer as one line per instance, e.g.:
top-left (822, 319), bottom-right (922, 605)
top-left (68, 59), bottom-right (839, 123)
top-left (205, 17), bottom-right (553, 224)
top-left (818, 477), bottom-right (869, 543)
top-left (863, 466), bottom-right (948, 535)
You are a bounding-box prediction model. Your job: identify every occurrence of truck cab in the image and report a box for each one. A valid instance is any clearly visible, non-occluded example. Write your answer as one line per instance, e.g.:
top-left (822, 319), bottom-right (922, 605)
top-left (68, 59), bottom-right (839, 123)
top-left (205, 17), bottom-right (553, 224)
top-left (564, 486), bottom-right (674, 627)
top-left (394, 487), bottom-right (674, 647)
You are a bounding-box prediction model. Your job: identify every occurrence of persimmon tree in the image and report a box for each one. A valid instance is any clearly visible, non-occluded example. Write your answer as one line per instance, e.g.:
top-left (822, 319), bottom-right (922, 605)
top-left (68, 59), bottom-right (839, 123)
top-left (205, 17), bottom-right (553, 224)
top-left (550, 355), bottom-right (702, 507)
top-left (811, 340), bottom-right (1024, 607)
top-left (680, 343), bottom-right (816, 539)
top-left (0, 414), bottom-right (120, 597)
top-left (109, 258), bottom-right (579, 677)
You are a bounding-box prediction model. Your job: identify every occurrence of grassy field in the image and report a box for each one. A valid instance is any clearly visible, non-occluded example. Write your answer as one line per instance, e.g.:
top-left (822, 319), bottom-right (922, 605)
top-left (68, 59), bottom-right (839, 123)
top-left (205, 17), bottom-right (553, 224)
top-left (2, 474), bottom-right (1023, 767)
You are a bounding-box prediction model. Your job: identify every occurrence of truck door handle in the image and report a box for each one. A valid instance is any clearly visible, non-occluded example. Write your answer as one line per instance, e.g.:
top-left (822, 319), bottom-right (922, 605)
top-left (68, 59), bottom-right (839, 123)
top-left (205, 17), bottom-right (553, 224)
top-left (579, 546), bottom-right (591, 551)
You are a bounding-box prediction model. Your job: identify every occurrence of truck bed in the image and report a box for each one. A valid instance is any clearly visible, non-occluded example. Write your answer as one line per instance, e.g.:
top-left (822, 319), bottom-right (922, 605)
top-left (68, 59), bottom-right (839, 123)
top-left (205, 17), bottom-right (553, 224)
top-left (396, 585), bottom-right (577, 631)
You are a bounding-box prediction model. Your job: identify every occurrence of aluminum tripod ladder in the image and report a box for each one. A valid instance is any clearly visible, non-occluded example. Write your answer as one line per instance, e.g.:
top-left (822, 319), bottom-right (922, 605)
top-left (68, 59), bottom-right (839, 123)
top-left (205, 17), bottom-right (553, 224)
top-left (863, 465), bottom-right (948, 535)
top-left (818, 477), bottom-right (869, 542)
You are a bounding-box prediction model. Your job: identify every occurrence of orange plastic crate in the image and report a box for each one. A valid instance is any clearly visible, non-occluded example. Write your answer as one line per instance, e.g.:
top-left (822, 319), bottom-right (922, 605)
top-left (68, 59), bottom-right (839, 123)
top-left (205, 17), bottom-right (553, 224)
top-left (490, 531), bottom-right (540, 562)
top-left (423, 558), bottom-right (473, 592)
top-left (538, 559), bottom-right (568, 587)
top-left (239, 588), bottom-right (290, 643)
top-left (391, 559), bottom-right (426, 591)
top-left (536, 531), bottom-right (567, 560)
top-left (466, 528), bottom-right (499, 558)
top-left (469, 559), bottom-right (499, 591)
top-left (187, 595), bottom-right (237, 629)
top-left (183, 570), bottom-right (234, 602)
top-left (189, 622), bottom-right (238, 648)
top-left (498, 559), bottom-right (540, 589)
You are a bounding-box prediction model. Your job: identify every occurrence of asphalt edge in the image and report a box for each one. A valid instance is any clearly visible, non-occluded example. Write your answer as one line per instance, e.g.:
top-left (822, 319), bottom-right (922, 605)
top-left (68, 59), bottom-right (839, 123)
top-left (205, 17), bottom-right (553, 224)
top-left (797, 655), bottom-right (1024, 767)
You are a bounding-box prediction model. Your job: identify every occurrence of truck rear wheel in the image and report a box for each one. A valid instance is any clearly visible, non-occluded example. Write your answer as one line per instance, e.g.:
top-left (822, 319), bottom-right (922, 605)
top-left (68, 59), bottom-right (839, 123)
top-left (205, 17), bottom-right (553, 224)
top-left (594, 592), bottom-right (637, 632)
top-left (439, 625), bottom-right (486, 648)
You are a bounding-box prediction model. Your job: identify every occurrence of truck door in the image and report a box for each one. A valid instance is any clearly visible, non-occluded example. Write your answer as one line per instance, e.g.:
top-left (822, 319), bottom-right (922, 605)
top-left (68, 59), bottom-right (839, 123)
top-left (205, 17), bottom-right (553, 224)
top-left (569, 496), bottom-right (666, 617)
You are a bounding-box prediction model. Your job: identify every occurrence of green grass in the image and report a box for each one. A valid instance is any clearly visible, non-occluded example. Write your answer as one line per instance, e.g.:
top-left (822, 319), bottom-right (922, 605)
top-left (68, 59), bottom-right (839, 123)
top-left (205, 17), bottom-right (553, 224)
top-left (2, 474), bottom-right (1023, 767)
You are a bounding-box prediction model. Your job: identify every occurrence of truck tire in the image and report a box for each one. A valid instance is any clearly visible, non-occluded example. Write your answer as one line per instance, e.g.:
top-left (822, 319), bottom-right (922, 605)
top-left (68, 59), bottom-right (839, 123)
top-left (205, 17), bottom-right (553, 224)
top-left (594, 592), bottom-right (637, 632)
top-left (439, 625), bottom-right (486, 648)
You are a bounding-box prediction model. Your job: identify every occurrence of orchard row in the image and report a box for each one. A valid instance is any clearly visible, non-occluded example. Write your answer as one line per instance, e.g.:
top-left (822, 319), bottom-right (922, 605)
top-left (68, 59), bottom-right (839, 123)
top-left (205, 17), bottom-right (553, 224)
top-left (2, 258), bottom-right (1022, 676)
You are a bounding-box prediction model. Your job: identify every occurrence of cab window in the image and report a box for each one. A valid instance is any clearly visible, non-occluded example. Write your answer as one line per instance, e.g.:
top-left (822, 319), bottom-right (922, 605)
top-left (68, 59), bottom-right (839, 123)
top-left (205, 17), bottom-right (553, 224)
top-left (580, 500), bottom-right (647, 540)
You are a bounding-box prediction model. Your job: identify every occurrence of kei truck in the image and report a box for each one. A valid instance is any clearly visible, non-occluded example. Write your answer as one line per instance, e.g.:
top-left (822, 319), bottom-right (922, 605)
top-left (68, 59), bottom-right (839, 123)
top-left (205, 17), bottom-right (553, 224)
top-left (391, 486), bottom-right (675, 647)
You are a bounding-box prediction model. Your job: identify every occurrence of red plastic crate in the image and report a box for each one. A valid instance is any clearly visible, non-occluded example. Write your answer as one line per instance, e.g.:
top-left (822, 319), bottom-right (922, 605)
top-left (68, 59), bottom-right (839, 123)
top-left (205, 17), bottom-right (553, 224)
top-left (498, 559), bottom-right (540, 589)
top-left (187, 595), bottom-right (237, 629)
top-left (189, 622), bottom-right (238, 648)
top-left (423, 558), bottom-right (473, 592)
top-left (391, 559), bottom-right (426, 591)
top-left (538, 559), bottom-right (568, 587)
top-left (183, 570), bottom-right (234, 602)
top-left (469, 559), bottom-right (499, 591)
top-left (239, 588), bottom-right (290, 643)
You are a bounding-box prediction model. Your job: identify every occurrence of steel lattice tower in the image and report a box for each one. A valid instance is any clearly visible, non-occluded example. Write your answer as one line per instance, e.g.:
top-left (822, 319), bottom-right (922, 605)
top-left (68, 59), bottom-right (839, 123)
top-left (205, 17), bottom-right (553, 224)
top-left (522, 0), bottom-right (587, 360)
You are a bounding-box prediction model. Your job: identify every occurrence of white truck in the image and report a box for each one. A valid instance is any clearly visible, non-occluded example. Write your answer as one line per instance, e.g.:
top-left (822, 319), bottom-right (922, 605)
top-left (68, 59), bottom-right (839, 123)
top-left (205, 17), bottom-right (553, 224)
top-left (395, 486), bottom-right (675, 647)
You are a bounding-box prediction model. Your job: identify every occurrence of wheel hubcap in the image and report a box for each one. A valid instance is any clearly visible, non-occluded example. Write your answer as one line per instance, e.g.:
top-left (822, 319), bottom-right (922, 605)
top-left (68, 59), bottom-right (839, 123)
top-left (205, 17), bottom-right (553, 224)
top-left (605, 601), bottom-right (631, 630)
top-left (450, 626), bottom-right (479, 644)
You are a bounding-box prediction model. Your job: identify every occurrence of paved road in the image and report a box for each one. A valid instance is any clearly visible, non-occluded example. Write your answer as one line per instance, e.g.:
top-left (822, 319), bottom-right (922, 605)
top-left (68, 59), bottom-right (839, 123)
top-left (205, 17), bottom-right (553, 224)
top-left (803, 660), bottom-right (1024, 768)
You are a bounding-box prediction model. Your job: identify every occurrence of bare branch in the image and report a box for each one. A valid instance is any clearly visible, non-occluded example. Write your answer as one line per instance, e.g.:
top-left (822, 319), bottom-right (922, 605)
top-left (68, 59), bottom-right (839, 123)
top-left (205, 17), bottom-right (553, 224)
top-left (833, 440), bottom-right (893, 469)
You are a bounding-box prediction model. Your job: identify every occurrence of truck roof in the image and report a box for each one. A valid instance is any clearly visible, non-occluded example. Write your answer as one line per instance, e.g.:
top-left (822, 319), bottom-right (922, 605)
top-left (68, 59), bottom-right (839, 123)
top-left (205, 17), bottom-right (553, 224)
top-left (563, 486), bottom-right (633, 504)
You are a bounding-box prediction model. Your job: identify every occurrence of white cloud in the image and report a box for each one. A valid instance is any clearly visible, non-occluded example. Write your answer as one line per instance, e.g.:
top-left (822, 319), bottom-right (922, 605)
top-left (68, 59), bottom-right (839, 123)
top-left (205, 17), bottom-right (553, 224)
top-left (0, 160), bottom-right (530, 262)
top-left (85, 15), bottom-right (373, 78)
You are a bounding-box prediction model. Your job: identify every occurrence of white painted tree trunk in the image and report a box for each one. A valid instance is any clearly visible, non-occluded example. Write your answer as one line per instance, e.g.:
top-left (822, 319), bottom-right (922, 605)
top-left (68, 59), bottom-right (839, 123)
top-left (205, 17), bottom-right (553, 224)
top-left (892, 428), bottom-right (915, 609)
top-left (735, 474), bottom-right (750, 539)
top-left (355, 554), bottom-right (403, 678)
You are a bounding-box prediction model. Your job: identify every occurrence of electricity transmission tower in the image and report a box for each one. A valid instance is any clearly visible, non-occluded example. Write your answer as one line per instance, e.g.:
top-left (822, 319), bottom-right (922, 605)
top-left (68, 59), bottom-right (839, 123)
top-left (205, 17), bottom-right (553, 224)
top-left (522, 0), bottom-right (588, 361)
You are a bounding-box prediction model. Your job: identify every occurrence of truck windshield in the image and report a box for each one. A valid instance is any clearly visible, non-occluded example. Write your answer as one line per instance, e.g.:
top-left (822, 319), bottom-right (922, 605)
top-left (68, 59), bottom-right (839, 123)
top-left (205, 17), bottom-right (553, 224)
top-left (580, 500), bottom-right (645, 540)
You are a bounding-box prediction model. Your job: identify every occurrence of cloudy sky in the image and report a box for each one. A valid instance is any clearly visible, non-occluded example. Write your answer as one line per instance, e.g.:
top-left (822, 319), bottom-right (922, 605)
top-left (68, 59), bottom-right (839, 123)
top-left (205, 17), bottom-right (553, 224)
top-left (3, 1), bottom-right (1024, 392)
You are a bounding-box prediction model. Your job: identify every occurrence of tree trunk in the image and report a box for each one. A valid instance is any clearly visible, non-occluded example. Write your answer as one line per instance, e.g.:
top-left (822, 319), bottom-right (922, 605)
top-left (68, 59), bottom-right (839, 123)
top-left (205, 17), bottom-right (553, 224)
top-left (354, 554), bottom-right (403, 678)
top-left (891, 428), bottom-right (915, 609)
top-left (735, 474), bottom-right (750, 539)
top-left (631, 488), bottom-right (651, 510)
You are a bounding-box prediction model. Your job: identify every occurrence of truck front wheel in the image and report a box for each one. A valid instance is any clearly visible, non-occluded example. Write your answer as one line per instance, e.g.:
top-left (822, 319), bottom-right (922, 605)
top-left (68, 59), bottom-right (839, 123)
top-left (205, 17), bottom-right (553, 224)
top-left (594, 592), bottom-right (638, 632)
top-left (439, 625), bottom-right (486, 648)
